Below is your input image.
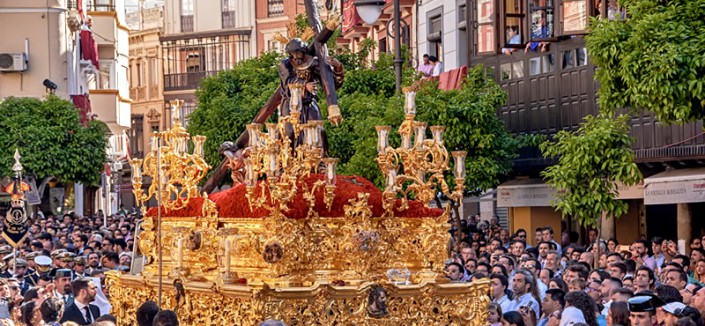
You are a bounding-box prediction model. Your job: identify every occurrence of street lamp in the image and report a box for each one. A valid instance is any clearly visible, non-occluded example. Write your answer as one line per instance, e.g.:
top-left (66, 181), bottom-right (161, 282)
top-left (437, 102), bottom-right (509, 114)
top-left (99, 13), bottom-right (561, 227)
top-left (354, 0), bottom-right (403, 93)
top-left (354, 0), bottom-right (385, 25)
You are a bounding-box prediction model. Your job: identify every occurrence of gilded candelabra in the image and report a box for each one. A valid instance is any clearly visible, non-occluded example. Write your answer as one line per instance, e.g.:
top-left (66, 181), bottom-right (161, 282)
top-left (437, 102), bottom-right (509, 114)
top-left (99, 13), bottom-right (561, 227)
top-left (243, 83), bottom-right (337, 216)
top-left (129, 100), bottom-right (210, 215)
top-left (376, 89), bottom-right (467, 214)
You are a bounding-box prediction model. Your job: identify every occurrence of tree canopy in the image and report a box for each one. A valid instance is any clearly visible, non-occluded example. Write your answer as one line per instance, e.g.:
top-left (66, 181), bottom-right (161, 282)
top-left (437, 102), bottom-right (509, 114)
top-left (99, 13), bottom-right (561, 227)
top-left (586, 0), bottom-right (705, 123)
top-left (0, 96), bottom-right (109, 185)
top-left (540, 114), bottom-right (642, 227)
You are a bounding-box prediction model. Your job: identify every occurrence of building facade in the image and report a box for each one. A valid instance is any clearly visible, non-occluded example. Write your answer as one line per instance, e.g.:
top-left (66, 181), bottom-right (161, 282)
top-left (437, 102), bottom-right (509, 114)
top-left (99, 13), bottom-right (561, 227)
top-left (161, 0), bottom-right (255, 119)
top-left (0, 0), bottom-right (131, 217)
top-left (416, 0), bottom-right (468, 70)
top-left (341, 0), bottom-right (416, 62)
top-left (461, 0), bottom-right (705, 248)
top-left (254, 0), bottom-right (305, 54)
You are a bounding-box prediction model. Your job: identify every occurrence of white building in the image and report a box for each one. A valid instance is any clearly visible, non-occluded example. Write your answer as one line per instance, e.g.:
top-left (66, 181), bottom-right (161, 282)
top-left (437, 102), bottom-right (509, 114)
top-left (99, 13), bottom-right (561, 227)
top-left (416, 0), bottom-right (468, 71)
top-left (0, 0), bottom-right (131, 217)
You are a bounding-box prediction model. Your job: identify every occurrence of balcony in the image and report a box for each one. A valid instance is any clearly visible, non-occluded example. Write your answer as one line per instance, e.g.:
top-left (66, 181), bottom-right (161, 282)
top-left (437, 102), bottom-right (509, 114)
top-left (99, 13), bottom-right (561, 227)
top-left (90, 89), bottom-right (131, 132)
top-left (164, 71), bottom-right (218, 92)
top-left (268, 0), bottom-right (284, 17)
top-left (86, 0), bottom-right (115, 12)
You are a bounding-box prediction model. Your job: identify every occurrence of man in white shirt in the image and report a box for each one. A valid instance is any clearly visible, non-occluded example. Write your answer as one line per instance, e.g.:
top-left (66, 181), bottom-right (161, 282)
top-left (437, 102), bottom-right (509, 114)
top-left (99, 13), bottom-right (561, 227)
top-left (508, 269), bottom-right (541, 319)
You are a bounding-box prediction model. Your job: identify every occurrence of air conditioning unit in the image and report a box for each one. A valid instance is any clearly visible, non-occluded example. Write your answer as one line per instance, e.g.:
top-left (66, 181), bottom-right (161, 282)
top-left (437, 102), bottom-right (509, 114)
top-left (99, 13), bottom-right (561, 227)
top-left (0, 53), bottom-right (28, 72)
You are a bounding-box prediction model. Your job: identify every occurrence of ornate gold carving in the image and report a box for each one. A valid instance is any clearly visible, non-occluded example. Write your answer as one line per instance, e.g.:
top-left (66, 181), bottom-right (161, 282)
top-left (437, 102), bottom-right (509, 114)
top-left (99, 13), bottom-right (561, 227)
top-left (376, 91), bottom-right (466, 214)
top-left (108, 275), bottom-right (491, 326)
top-left (243, 105), bottom-right (336, 216)
top-left (129, 100), bottom-right (210, 215)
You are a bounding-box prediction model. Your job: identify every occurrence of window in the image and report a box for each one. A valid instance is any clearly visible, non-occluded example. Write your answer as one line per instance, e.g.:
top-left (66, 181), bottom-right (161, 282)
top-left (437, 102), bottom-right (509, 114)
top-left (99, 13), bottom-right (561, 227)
top-left (129, 115), bottom-right (145, 158)
top-left (379, 38), bottom-right (387, 53)
top-left (136, 62), bottom-right (143, 87)
top-left (502, 0), bottom-right (526, 49)
top-left (477, 0), bottom-right (496, 53)
top-left (99, 61), bottom-right (113, 89)
top-left (181, 0), bottom-right (194, 32)
top-left (500, 61), bottom-right (524, 80)
top-left (180, 102), bottom-right (197, 127)
top-left (427, 9), bottom-right (443, 58)
top-left (561, 47), bottom-right (587, 69)
top-left (528, 0), bottom-right (554, 42)
top-left (268, 0), bottom-right (284, 17)
top-left (458, 3), bottom-right (468, 66)
top-left (529, 55), bottom-right (555, 75)
top-left (222, 0), bottom-right (236, 28)
top-left (186, 52), bottom-right (202, 72)
top-left (181, 0), bottom-right (194, 15)
top-left (561, 0), bottom-right (588, 34)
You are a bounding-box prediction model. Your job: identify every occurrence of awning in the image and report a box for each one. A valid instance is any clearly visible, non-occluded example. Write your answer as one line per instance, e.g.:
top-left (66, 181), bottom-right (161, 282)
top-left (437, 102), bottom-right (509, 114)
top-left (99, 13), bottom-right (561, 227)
top-left (497, 179), bottom-right (554, 207)
top-left (644, 168), bottom-right (705, 205)
top-left (498, 178), bottom-right (644, 207)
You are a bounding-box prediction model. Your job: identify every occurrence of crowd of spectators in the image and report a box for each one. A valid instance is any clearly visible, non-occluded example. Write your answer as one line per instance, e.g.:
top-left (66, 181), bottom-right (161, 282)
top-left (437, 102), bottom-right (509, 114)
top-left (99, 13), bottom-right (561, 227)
top-left (448, 215), bottom-right (705, 326)
top-left (0, 206), bottom-right (180, 326)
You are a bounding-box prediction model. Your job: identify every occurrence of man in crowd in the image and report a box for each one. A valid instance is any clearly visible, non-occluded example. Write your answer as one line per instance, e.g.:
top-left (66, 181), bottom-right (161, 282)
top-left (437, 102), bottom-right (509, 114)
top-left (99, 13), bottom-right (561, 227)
top-left (508, 269), bottom-right (540, 319)
top-left (628, 294), bottom-right (664, 326)
top-left (538, 288), bottom-right (564, 326)
top-left (60, 278), bottom-right (100, 325)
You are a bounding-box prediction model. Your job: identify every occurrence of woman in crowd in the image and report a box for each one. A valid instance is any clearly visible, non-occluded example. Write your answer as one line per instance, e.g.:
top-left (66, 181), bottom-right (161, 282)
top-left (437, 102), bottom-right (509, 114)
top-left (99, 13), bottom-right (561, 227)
top-left (19, 301), bottom-right (41, 326)
top-left (549, 278), bottom-right (569, 293)
top-left (606, 301), bottom-right (629, 326)
top-left (694, 259), bottom-right (705, 284)
top-left (607, 239), bottom-right (618, 254)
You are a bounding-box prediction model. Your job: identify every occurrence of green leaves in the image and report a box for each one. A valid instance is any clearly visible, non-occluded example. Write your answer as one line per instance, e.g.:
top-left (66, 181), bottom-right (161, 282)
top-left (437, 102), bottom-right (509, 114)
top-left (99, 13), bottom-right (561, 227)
top-left (586, 0), bottom-right (705, 123)
top-left (0, 96), bottom-right (108, 185)
top-left (540, 114), bottom-right (642, 227)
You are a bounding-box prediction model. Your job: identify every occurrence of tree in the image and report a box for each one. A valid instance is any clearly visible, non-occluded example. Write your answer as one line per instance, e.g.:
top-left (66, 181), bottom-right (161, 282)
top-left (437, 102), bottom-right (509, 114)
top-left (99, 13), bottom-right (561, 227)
top-left (540, 114), bottom-right (642, 228)
top-left (586, 0), bottom-right (705, 123)
top-left (0, 96), bottom-right (109, 185)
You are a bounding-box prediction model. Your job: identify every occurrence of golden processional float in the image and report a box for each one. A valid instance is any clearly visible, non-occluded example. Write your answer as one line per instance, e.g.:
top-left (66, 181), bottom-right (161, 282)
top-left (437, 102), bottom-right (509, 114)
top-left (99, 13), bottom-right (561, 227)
top-left (107, 95), bottom-right (490, 324)
top-left (106, 0), bottom-right (491, 323)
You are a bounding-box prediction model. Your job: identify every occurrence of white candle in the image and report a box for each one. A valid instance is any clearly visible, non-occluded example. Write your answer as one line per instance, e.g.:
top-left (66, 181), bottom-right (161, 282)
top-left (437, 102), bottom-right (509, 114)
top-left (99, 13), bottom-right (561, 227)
top-left (404, 91), bottom-right (416, 115)
top-left (150, 136), bottom-right (159, 151)
top-left (224, 238), bottom-right (231, 275)
top-left (431, 126), bottom-right (444, 144)
top-left (387, 169), bottom-right (397, 189)
top-left (415, 122), bottom-right (427, 148)
top-left (376, 126), bottom-right (390, 153)
top-left (176, 237), bottom-right (183, 270)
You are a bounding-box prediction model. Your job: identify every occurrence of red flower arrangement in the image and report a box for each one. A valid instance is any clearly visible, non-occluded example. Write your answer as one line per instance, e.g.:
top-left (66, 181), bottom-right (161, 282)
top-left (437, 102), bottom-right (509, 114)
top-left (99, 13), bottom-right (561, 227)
top-left (147, 175), bottom-right (443, 219)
